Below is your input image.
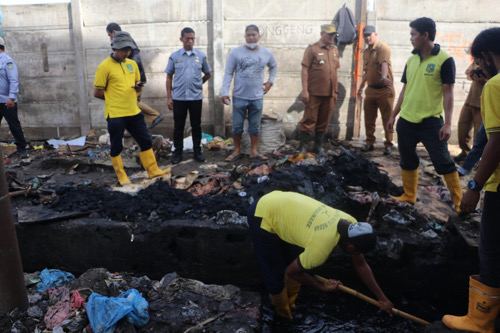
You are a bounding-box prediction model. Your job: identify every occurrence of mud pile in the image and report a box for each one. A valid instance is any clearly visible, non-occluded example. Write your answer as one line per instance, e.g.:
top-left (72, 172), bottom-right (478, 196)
top-left (46, 151), bottom-right (402, 223)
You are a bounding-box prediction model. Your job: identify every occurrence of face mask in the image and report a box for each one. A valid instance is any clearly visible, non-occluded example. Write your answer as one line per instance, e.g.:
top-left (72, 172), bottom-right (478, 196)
top-left (246, 42), bottom-right (259, 49)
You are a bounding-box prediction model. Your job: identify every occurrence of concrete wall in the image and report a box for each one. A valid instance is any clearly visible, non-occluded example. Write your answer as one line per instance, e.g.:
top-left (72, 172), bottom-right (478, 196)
top-left (221, 0), bottom-right (359, 140)
top-left (0, 0), bottom-right (498, 144)
top-left (0, 0), bottom-right (359, 142)
top-left (0, 4), bottom-right (81, 139)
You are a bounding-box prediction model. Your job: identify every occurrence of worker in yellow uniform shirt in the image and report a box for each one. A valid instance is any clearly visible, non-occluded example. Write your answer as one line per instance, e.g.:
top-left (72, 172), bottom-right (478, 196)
top-left (442, 27), bottom-right (500, 333)
top-left (247, 191), bottom-right (393, 319)
top-left (94, 31), bottom-right (169, 185)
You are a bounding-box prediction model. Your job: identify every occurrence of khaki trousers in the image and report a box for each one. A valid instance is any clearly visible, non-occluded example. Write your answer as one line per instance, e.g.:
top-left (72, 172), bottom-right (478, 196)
top-left (457, 103), bottom-right (482, 154)
top-left (363, 87), bottom-right (394, 147)
top-left (299, 95), bottom-right (336, 134)
top-left (137, 90), bottom-right (160, 125)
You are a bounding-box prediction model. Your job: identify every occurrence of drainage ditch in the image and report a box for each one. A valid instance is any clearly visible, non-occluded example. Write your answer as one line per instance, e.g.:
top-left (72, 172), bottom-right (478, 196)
top-left (8, 151), bottom-right (481, 332)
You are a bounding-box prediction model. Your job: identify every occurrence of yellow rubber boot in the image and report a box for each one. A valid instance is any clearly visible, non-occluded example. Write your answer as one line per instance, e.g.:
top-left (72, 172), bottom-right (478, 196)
top-left (442, 275), bottom-right (500, 333)
top-left (285, 275), bottom-right (301, 309)
top-left (139, 148), bottom-right (170, 178)
top-left (443, 171), bottom-right (463, 212)
top-left (111, 155), bottom-right (131, 185)
top-left (391, 169), bottom-right (418, 204)
top-left (270, 288), bottom-right (292, 319)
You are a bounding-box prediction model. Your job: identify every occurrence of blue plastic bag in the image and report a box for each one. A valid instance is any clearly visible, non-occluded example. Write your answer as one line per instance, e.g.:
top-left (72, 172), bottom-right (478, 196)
top-left (86, 289), bottom-right (149, 333)
top-left (202, 132), bottom-right (213, 142)
top-left (36, 268), bottom-right (75, 293)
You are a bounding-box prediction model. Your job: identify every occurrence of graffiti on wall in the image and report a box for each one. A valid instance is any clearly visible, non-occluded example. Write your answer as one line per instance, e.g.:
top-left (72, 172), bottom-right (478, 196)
top-left (437, 33), bottom-right (472, 60)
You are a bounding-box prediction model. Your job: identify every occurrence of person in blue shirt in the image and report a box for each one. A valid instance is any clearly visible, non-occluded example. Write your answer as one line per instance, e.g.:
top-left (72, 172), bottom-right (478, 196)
top-left (166, 27), bottom-right (212, 164)
top-left (0, 37), bottom-right (28, 159)
top-left (221, 25), bottom-right (277, 162)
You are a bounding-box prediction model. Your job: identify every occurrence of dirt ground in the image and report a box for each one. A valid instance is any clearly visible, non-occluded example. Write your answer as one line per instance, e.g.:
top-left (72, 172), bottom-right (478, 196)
top-left (3, 131), bottom-right (480, 228)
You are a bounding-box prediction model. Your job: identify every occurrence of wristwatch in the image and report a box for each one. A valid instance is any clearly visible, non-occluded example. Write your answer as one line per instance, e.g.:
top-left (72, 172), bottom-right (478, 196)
top-left (381, 76), bottom-right (387, 81)
top-left (467, 179), bottom-right (482, 191)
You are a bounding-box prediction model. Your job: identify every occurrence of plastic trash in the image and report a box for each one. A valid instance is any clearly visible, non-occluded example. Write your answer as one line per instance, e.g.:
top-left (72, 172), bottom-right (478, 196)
top-left (29, 177), bottom-right (40, 190)
top-left (382, 209), bottom-right (410, 225)
top-left (88, 151), bottom-right (99, 159)
top-left (427, 221), bottom-right (442, 231)
top-left (86, 289), bottom-right (149, 333)
top-left (421, 229), bottom-right (438, 239)
top-left (257, 176), bottom-right (269, 183)
top-left (44, 287), bottom-right (73, 329)
top-left (207, 136), bottom-right (227, 151)
top-left (36, 269), bottom-right (75, 293)
top-left (202, 132), bottom-right (213, 142)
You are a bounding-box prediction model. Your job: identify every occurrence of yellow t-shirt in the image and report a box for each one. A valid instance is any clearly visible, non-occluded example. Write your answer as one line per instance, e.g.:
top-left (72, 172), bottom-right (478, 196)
top-left (94, 56), bottom-right (141, 118)
top-left (254, 191), bottom-right (357, 270)
top-left (481, 73), bottom-right (500, 192)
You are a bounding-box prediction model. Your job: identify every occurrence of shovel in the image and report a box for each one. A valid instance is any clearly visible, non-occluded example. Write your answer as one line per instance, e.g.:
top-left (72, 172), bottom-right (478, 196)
top-left (314, 275), bottom-right (429, 326)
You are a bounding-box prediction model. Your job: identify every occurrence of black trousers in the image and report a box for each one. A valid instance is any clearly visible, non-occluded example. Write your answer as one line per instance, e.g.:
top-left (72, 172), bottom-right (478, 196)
top-left (173, 100), bottom-right (202, 151)
top-left (396, 116), bottom-right (456, 174)
top-left (247, 199), bottom-right (303, 295)
top-left (479, 185), bottom-right (500, 288)
top-left (0, 103), bottom-right (27, 151)
top-left (107, 112), bottom-right (151, 157)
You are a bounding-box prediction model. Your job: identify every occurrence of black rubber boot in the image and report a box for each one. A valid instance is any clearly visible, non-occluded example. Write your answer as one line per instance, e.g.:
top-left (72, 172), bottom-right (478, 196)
top-left (313, 132), bottom-right (326, 154)
top-left (298, 131), bottom-right (311, 154)
top-left (172, 150), bottom-right (182, 164)
top-left (193, 148), bottom-right (205, 162)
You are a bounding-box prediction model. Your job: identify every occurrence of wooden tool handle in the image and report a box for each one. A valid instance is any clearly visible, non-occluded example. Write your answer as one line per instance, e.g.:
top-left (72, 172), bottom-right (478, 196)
top-left (314, 275), bottom-right (429, 326)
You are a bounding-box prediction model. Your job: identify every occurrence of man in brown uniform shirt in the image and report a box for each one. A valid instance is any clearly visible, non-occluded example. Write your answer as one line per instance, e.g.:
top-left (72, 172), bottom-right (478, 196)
top-left (357, 25), bottom-right (394, 155)
top-left (454, 62), bottom-right (487, 161)
top-left (299, 24), bottom-right (340, 154)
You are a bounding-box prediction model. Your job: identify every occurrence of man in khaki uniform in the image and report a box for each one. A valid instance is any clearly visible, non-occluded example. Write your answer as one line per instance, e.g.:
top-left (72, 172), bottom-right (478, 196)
top-left (454, 62), bottom-right (487, 162)
top-left (357, 25), bottom-right (394, 155)
top-left (299, 24), bottom-right (340, 155)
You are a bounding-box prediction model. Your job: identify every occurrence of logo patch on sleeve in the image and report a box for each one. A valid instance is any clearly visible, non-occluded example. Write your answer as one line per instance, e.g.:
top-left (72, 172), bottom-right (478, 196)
top-left (7, 63), bottom-right (14, 70)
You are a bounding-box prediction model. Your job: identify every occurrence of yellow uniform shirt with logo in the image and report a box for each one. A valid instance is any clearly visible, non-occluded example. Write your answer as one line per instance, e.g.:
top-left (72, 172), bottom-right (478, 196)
top-left (94, 57), bottom-right (141, 119)
top-left (481, 73), bottom-right (500, 192)
top-left (254, 191), bottom-right (357, 270)
top-left (400, 47), bottom-right (452, 123)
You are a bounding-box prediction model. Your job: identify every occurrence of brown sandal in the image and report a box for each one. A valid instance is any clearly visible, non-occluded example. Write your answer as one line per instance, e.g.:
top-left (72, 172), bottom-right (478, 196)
top-left (225, 153), bottom-right (241, 162)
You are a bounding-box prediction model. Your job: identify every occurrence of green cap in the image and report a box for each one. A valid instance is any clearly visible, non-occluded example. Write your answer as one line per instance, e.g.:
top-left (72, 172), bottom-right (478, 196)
top-left (321, 24), bottom-right (337, 34)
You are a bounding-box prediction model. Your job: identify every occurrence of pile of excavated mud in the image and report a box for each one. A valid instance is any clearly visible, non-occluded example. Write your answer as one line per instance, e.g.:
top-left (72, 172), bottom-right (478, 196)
top-left (46, 151), bottom-right (402, 223)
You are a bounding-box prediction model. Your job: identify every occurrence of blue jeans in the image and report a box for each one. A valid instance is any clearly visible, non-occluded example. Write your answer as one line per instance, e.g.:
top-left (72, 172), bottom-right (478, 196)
top-left (396, 116), bottom-right (456, 174)
top-left (459, 123), bottom-right (487, 175)
top-left (232, 97), bottom-right (263, 136)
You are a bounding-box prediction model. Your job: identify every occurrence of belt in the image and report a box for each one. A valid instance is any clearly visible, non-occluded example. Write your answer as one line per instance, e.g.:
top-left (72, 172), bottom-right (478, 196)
top-left (368, 85), bottom-right (385, 89)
